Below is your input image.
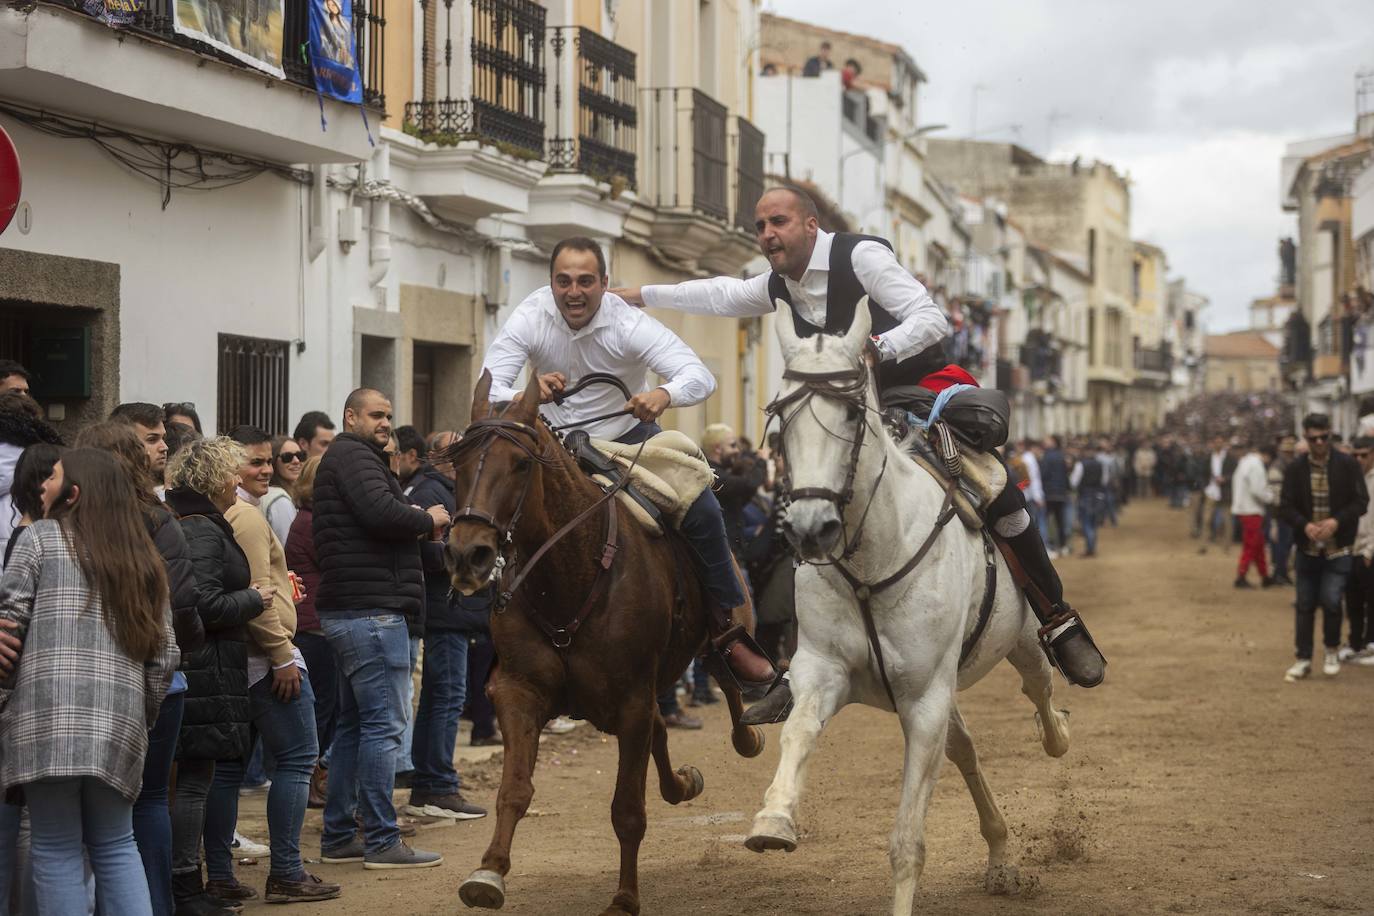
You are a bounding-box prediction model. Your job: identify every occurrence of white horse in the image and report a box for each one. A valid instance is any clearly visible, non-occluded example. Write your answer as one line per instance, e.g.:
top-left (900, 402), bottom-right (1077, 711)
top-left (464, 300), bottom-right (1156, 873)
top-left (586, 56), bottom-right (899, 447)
top-left (744, 300), bottom-right (1073, 916)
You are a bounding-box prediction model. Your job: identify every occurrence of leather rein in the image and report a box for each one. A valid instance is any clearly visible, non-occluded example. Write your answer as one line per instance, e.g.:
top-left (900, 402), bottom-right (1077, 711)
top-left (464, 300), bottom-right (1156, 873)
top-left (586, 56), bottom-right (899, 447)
top-left (765, 356), bottom-right (997, 709)
top-left (448, 398), bottom-right (644, 650)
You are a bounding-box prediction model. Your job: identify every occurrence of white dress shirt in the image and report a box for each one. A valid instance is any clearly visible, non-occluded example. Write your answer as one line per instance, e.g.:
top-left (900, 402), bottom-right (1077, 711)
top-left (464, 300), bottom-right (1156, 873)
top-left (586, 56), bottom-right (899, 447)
top-left (640, 230), bottom-right (949, 361)
top-left (482, 287), bottom-right (717, 440)
top-left (1021, 449), bottom-right (1045, 505)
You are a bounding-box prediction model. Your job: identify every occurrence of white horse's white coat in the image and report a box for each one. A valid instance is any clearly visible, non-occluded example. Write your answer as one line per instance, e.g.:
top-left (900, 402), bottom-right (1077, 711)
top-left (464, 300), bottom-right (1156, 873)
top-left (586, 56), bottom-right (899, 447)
top-left (748, 300), bottom-right (1072, 916)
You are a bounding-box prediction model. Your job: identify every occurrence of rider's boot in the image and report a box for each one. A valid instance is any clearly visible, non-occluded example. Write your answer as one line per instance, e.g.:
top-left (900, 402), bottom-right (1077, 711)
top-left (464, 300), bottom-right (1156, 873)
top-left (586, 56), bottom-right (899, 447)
top-left (1001, 522), bottom-right (1107, 687)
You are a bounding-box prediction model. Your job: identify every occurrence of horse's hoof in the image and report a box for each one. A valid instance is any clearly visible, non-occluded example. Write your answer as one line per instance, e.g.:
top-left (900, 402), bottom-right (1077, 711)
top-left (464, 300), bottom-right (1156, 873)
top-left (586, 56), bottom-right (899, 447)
top-left (985, 863), bottom-right (1022, 896)
top-left (733, 725), bottom-right (765, 758)
top-left (459, 869), bottom-right (506, 909)
top-left (744, 813), bottom-right (797, 853)
top-left (678, 765), bottom-right (705, 801)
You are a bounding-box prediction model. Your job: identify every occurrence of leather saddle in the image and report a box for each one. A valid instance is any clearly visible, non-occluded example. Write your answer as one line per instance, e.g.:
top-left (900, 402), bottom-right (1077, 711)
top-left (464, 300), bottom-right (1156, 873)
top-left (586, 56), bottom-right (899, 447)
top-left (565, 430), bottom-right (666, 529)
top-left (883, 410), bottom-right (1007, 530)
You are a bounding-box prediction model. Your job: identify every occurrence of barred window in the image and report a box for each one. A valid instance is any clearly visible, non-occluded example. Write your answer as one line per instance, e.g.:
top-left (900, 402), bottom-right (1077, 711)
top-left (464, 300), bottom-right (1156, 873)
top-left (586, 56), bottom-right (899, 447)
top-left (217, 334), bottom-right (290, 435)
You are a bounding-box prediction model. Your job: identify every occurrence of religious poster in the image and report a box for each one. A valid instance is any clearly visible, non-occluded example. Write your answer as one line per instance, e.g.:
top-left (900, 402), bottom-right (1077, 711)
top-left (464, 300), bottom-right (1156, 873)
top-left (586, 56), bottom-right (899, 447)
top-left (174, 0), bottom-right (286, 80)
top-left (308, 0), bottom-right (362, 104)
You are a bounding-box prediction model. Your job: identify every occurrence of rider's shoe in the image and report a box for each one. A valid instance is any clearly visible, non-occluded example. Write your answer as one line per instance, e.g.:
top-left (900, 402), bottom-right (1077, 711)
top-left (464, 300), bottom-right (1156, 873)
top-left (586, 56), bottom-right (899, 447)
top-left (739, 675), bottom-right (794, 726)
top-left (1040, 606), bottom-right (1106, 688)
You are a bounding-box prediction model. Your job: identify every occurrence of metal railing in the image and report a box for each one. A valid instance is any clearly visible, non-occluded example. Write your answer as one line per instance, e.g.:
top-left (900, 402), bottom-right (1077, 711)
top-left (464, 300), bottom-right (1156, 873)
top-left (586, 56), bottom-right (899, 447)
top-left (44, 0), bottom-right (385, 110)
top-left (1134, 346), bottom-right (1172, 374)
top-left (404, 0), bottom-right (546, 156)
top-left (642, 87), bottom-right (729, 221)
top-left (734, 116), bottom-right (764, 234)
top-left (546, 26), bottom-right (636, 187)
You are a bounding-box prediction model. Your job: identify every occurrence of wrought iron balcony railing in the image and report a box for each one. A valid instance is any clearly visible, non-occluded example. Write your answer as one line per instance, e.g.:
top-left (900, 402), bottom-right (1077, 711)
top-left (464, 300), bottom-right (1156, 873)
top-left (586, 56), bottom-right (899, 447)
top-left (43, 0), bottom-right (385, 110)
top-left (642, 87), bottom-right (729, 222)
top-left (404, 0), bottom-right (545, 158)
top-left (734, 116), bottom-right (765, 234)
top-left (545, 26), bottom-right (636, 187)
top-left (1134, 346), bottom-right (1173, 374)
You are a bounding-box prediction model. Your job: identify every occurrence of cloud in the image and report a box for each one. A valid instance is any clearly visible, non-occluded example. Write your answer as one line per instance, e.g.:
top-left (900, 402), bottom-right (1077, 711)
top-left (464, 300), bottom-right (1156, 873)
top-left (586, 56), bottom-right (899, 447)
top-left (766, 0), bottom-right (1374, 330)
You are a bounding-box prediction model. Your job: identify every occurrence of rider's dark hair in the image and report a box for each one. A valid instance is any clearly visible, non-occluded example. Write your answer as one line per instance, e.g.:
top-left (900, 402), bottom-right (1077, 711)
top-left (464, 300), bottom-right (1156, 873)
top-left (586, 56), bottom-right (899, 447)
top-left (550, 237), bottom-right (607, 278)
top-left (1302, 412), bottom-right (1332, 432)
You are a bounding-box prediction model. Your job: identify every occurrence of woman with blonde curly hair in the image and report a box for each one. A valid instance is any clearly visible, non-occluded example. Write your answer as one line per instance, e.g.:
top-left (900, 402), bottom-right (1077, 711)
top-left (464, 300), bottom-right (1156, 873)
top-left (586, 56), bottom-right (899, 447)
top-left (163, 438), bottom-right (271, 915)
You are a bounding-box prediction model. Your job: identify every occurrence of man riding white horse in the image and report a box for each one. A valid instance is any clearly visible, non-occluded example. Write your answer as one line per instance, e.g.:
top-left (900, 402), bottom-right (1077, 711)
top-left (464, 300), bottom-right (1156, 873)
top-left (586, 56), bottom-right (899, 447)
top-left (616, 186), bottom-right (1106, 723)
top-left (479, 236), bottom-right (777, 692)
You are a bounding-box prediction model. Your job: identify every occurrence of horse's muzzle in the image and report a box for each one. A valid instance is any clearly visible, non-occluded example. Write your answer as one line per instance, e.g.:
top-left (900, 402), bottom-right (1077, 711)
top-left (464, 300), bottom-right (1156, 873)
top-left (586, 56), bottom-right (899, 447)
top-left (782, 500), bottom-right (843, 561)
top-left (447, 520), bottom-right (501, 595)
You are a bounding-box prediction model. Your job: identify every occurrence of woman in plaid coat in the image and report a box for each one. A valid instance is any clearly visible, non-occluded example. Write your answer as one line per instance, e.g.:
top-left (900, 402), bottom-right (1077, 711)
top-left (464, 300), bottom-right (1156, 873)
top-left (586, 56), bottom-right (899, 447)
top-left (0, 448), bottom-right (180, 916)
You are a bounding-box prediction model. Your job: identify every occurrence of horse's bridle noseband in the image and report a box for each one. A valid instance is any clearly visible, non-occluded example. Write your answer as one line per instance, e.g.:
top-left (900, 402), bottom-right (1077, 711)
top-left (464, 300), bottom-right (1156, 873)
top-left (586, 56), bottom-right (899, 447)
top-left (448, 418), bottom-right (556, 544)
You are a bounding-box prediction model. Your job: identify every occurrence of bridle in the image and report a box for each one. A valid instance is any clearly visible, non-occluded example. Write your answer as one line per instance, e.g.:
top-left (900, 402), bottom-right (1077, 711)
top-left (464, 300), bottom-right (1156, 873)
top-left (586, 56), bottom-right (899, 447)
top-left (763, 356), bottom-right (889, 561)
top-left (448, 417), bottom-right (557, 548)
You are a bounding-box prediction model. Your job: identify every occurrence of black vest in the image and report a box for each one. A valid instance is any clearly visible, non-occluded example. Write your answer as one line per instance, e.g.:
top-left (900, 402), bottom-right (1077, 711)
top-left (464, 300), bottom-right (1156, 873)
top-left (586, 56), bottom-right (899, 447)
top-left (1079, 458), bottom-right (1104, 490)
top-left (767, 232), bottom-right (948, 389)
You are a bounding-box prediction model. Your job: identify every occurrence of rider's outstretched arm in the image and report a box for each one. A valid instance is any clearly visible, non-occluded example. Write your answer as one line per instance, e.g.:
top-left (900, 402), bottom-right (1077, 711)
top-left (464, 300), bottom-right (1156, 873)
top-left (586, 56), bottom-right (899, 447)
top-left (640, 272), bottom-right (773, 318)
top-left (850, 241), bottom-right (949, 362)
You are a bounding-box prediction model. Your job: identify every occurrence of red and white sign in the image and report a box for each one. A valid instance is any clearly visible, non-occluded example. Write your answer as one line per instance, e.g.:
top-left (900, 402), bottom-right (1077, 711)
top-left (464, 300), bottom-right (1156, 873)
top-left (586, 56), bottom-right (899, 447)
top-left (0, 124), bottom-right (20, 237)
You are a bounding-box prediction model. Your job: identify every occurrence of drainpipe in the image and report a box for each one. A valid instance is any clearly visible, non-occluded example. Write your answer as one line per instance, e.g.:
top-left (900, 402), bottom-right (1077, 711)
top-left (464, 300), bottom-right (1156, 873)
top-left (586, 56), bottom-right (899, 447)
top-left (368, 144), bottom-right (392, 288)
top-left (308, 165), bottom-right (328, 261)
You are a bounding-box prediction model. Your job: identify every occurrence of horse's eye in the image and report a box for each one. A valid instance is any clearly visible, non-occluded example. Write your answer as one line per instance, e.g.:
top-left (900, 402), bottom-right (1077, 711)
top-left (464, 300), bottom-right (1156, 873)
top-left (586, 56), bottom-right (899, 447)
top-left (847, 405), bottom-right (862, 421)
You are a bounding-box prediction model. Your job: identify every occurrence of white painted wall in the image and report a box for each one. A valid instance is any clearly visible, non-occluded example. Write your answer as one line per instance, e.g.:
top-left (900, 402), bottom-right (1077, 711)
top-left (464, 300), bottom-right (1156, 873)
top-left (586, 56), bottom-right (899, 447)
top-left (755, 71), bottom-right (843, 193)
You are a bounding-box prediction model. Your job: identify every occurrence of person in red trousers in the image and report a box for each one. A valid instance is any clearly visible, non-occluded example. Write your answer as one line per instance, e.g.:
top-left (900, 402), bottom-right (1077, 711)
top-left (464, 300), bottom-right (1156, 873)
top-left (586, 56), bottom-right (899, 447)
top-left (1232, 441), bottom-right (1276, 588)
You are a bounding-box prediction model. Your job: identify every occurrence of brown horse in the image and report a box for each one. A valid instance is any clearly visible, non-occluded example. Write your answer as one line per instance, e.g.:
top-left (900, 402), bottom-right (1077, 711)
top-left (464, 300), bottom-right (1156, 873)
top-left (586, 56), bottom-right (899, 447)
top-left (448, 370), bottom-right (766, 916)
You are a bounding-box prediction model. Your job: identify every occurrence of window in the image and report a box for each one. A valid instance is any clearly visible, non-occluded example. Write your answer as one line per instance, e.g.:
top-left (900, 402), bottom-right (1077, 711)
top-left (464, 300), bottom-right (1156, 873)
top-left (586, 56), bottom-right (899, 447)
top-left (217, 334), bottom-right (290, 435)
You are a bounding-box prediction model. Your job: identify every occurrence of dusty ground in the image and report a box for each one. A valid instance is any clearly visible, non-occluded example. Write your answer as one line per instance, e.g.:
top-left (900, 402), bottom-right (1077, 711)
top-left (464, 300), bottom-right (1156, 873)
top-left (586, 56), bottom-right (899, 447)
top-left (234, 499), bottom-right (1374, 914)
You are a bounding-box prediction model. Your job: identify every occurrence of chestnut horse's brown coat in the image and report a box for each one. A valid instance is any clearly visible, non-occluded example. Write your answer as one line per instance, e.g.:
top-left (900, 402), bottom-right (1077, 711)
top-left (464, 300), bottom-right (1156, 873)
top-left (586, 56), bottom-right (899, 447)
top-left (449, 371), bottom-right (764, 916)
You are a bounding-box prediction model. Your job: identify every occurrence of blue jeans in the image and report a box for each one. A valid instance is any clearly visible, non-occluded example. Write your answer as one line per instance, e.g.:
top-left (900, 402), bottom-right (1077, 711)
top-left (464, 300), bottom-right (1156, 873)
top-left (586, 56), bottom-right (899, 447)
top-left (294, 631), bottom-right (338, 760)
top-left (321, 614), bottom-right (412, 855)
top-left (206, 673), bottom-right (318, 879)
top-left (411, 632), bottom-right (470, 796)
top-left (1270, 519), bottom-right (1294, 579)
top-left (1078, 489), bottom-right (1102, 555)
top-left (1294, 552), bottom-right (1351, 659)
top-left (26, 777), bottom-right (150, 916)
top-left (131, 693), bottom-right (183, 916)
top-left (396, 636), bottom-right (420, 776)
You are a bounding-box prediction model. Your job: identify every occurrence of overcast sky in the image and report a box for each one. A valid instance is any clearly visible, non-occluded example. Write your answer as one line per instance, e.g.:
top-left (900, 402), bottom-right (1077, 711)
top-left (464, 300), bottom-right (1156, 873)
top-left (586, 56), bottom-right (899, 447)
top-left (766, 0), bottom-right (1373, 332)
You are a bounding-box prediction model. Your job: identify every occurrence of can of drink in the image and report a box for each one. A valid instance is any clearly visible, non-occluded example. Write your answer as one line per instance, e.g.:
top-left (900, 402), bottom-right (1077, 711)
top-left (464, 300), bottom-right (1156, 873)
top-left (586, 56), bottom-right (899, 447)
top-left (288, 570), bottom-right (305, 602)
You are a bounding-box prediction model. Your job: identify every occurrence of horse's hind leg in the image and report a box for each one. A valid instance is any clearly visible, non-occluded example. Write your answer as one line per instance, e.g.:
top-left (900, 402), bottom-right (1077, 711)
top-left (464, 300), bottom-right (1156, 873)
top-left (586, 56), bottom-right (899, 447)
top-left (650, 710), bottom-right (704, 805)
top-left (945, 704), bottom-right (1021, 896)
top-left (603, 702), bottom-right (654, 916)
top-left (1007, 624), bottom-right (1070, 758)
top-left (458, 673), bottom-right (550, 910)
top-left (745, 651), bottom-right (848, 854)
top-left (889, 687), bottom-right (953, 916)
top-left (721, 680), bottom-right (766, 758)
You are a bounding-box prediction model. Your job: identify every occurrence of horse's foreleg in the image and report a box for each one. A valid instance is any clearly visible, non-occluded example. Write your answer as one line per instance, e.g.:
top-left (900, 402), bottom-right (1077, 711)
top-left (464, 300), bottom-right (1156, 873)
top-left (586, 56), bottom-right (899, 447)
top-left (650, 710), bottom-right (704, 805)
top-left (745, 653), bottom-right (848, 853)
top-left (889, 688), bottom-right (953, 916)
top-left (458, 674), bottom-right (549, 910)
top-left (1007, 624), bottom-right (1070, 758)
top-left (945, 704), bottom-right (1021, 896)
top-left (721, 679), bottom-right (766, 758)
top-left (602, 705), bottom-right (654, 916)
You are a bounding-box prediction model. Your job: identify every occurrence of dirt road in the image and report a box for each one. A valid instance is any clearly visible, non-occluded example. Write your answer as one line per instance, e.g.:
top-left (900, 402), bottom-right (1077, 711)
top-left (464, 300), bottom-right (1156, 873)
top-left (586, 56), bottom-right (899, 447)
top-left (235, 499), bottom-right (1374, 914)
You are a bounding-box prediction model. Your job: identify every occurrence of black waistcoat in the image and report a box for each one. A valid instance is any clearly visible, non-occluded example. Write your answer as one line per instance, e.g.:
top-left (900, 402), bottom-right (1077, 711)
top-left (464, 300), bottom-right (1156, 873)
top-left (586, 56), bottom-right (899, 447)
top-left (766, 232), bottom-right (947, 389)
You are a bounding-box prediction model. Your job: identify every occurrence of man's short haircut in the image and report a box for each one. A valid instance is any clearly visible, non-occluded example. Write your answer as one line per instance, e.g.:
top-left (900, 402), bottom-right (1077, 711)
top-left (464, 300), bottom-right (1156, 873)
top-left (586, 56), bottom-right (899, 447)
top-left (395, 425), bottom-right (428, 459)
top-left (164, 421), bottom-right (202, 458)
top-left (226, 424), bottom-right (271, 447)
top-left (0, 360), bottom-right (31, 384)
top-left (110, 402), bottom-right (165, 429)
top-left (820, 40), bottom-right (831, 50)
top-left (344, 387), bottom-right (385, 416)
top-left (427, 430), bottom-right (457, 452)
top-left (1353, 436), bottom-right (1374, 451)
top-left (549, 236), bottom-right (607, 278)
top-left (293, 409), bottom-right (336, 442)
top-left (1302, 412), bottom-right (1332, 432)
top-left (701, 423), bottom-right (736, 456)
top-left (761, 184), bottom-right (819, 222)
top-left (1260, 444), bottom-right (1277, 459)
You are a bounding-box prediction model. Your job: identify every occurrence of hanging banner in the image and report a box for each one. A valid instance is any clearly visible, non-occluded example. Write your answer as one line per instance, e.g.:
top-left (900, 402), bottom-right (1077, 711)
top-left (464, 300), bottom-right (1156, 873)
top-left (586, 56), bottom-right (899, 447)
top-left (82, 0), bottom-right (144, 26)
top-left (174, 0), bottom-right (286, 79)
top-left (308, 0), bottom-right (362, 104)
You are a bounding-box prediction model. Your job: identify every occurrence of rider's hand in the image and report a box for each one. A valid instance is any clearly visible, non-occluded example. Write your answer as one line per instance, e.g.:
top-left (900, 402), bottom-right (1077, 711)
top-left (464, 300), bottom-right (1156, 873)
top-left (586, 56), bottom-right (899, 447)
top-left (625, 388), bottom-right (671, 422)
top-left (271, 663), bottom-right (302, 702)
top-left (610, 287), bottom-right (645, 308)
top-left (0, 620), bottom-right (22, 676)
top-left (511, 372), bottom-right (567, 405)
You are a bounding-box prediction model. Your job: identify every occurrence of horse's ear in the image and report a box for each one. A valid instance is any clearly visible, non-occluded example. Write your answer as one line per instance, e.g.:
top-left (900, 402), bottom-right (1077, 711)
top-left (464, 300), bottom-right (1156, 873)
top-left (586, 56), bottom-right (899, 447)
top-left (513, 369), bottom-right (543, 422)
top-left (774, 298), bottom-right (801, 360)
top-left (471, 369), bottom-right (493, 421)
top-left (843, 295), bottom-right (874, 355)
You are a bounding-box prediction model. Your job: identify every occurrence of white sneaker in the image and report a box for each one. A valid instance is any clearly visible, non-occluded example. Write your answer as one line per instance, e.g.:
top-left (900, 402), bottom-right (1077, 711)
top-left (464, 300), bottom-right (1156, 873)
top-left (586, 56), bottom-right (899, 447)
top-left (1322, 651), bottom-right (1340, 677)
top-left (1355, 651), bottom-right (1374, 666)
top-left (542, 716), bottom-right (578, 735)
top-left (1284, 659), bottom-right (1312, 682)
top-left (1337, 646), bottom-right (1357, 663)
top-left (231, 831), bottom-right (270, 857)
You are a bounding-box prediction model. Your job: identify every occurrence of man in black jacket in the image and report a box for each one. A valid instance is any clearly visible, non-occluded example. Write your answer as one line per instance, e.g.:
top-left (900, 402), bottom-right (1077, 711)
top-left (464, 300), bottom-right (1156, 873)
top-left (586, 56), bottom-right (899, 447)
top-left (1278, 413), bottom-right (1369, 681)
top-left (313, 389), bottom-right (450, 869)
top-left (395, 427), bottom-right (487, 822)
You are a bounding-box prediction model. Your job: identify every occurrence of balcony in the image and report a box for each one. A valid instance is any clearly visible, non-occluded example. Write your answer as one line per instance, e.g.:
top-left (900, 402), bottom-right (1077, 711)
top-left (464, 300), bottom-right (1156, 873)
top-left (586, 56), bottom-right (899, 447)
top-left (397, 0), bottom-right (548, 218)
top-left (525, 25), bottom-right (637, 244)
top-left (700, 114), bottom-right (764, 273)
top-left (0, 0), bottom-right (384, 163)
top-left (1133, 345), bottom-right (1173, 387)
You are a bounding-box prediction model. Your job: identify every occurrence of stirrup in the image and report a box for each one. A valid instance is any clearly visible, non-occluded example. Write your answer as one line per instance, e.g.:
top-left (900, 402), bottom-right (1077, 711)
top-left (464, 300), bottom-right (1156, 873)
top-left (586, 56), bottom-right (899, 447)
top-left (1036, 604), bottom-right (1106, 687)
top-left (705, 625), bottom-right (779, 693)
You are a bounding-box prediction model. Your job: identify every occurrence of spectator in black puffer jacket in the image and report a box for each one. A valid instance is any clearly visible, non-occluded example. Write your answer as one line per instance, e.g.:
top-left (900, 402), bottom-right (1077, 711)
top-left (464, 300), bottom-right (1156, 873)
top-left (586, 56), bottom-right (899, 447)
top-left (164, 437), bottom-right (270, 915)
top-left (312, 389), bottom-right (448, 868)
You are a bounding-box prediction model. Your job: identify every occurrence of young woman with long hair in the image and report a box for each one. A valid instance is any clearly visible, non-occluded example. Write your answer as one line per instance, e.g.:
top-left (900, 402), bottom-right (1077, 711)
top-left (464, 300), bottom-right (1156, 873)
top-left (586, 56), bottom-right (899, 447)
top-left (261, 435), bottom-right (304, 546)
top-left (0, 448), bottom-right (179, 916)
top-left (2, 443), bottom-right (63, 570)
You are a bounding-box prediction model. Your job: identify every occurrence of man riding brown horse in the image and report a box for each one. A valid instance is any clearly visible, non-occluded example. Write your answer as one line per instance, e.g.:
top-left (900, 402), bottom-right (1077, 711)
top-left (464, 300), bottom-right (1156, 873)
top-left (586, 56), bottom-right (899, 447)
top-left (615, 185), bottom-right (1107, 724)
top-left (477, 236), bottom-right (777, 692)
